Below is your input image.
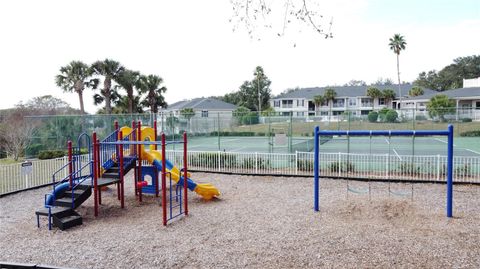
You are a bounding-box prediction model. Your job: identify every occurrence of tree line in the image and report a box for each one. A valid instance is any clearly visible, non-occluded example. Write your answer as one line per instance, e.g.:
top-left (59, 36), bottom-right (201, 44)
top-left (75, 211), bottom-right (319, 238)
top-left (56, 59), bottom-right (167, 114)
top-left (414, 55), bottom-right (480, 91)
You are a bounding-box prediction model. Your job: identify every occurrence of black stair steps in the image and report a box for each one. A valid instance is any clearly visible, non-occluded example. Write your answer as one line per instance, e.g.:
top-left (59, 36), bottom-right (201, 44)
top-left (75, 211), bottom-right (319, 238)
top-left (102, 172), bottom-right (119, 178)
top-left (54, 186), bottom-right (91, 209)
top-left (35, 206), bottom-right (83, 230)
top-left (63, 190), bottom-right (82, 198)
top-left (108, 167), bottom-right (120, 172)
top-left (35, 206), bottom-right (71, 217)
top-left (52, 209), bottom-right (82, 230)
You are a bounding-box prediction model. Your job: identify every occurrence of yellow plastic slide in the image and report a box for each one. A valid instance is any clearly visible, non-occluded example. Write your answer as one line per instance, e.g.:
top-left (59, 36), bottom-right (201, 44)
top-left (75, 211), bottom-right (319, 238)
top-left (120, 126), bottom-right (220, 200)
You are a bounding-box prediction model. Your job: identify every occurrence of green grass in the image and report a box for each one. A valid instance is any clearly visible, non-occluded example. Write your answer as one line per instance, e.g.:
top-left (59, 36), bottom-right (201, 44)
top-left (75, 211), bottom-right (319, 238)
top-left (231, 120), bottom-right (480, 137)
top-left (0, 158), bottom-right (24, 165)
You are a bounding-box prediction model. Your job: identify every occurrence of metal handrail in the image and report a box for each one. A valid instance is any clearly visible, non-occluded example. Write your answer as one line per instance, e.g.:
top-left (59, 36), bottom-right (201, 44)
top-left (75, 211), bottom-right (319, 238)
top-left (51, 160), bottom-right (73, 183)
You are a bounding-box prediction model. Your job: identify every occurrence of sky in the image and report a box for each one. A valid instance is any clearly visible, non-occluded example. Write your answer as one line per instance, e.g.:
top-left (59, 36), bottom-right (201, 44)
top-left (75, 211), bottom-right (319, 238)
top-left (0, 0), bottom-right (478, 114)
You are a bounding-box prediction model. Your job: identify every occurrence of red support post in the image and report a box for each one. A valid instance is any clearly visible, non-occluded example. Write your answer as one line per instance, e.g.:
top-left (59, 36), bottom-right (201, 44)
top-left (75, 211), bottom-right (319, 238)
top-left (132, 120), bottom-right (138, 196)
top-left (96, 139), bottom-right (102, 205)
top-left (92, 133), bottom-right (98, 217)
top-left (68, 141), bottom-right (73, 189)
top-left (153, 114), bottom-right (158, 196)
top-left (154, 120), bottom-right (158, 150)
top-left (154, 121), bottom-right (159, 197)
top-left (115, 120), bottom-right (120, 200)
top-left (119, 131), bottom-right (125, 209)
top-left (183, 132), bottom-right (188, 216)
top-left (162, 133), bottom-right (167, 226)
top-left (137, 121), bottom-right (142, 195)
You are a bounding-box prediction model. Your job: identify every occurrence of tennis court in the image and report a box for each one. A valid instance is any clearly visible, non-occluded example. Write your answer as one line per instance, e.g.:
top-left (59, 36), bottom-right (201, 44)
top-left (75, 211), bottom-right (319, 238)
top-left (174, 135), bottom-right (480, 157)
top-left (319, 136), bottom-right (480, 157)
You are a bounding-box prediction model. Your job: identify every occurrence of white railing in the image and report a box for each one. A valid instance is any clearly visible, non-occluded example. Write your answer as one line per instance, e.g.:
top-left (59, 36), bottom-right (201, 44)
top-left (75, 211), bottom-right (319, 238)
top-left (165, 150), bottom-right (480, 183)
top-left (1, 151), bottom-right (480, 196)
top-left (0, 154), bottom-right (91, 196)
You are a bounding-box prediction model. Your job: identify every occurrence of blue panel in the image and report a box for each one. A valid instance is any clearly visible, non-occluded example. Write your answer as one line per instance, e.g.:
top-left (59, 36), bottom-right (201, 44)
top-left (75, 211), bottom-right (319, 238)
top-left (140, 166), bottom-right (158, 194)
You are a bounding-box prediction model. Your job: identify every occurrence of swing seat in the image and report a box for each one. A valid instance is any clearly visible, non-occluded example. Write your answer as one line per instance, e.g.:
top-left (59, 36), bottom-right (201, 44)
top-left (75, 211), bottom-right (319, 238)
top-left (389, 189), bottom-right (412, 197)
top-left (347, 186), bottom-right (369, 194)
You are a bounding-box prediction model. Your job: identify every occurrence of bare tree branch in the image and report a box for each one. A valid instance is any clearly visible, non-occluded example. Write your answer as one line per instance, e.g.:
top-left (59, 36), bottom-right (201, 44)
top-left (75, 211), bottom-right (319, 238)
top-left (230, 0), bottom-right (333, 40)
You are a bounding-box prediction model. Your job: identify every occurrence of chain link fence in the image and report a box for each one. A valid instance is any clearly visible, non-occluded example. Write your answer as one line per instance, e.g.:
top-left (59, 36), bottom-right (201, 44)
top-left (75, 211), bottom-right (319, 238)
top-left (22, 107), bottom-right (480, 157)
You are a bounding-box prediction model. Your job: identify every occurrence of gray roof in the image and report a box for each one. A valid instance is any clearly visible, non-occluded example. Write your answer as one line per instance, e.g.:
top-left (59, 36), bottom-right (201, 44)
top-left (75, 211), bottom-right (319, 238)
top-left (168, 98), bottom-right (237, 110)
top-left (274, 84), bottom-right (436, 99)
top-left (408, 87), bottom-right (480, 100)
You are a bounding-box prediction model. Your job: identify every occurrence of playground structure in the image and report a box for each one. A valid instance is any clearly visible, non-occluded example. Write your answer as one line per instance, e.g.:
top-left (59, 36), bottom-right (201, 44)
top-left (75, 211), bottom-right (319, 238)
top-left (35, 120), bottom-right (220, 230)
top-left (313, 125), bottom-right (455, 218)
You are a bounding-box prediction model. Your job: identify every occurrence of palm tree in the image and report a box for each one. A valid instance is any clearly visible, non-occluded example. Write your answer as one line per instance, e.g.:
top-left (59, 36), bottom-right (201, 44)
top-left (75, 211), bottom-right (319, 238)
top-left (409, 86), bottom-right (424, 97)
top-left (180, 108), bottom-right (195, 132)
top-left (55, 61), bottom-right (97, 114)
top-left (113, 95), bottom-right (143, 114)
top-left (138, 74), bottom-right (167, 113)
top-left (323, 88), bottom-right (337, 120)
top-left (116, 69), bottom-right (141, 113)
top-left (366, 87), bottom-right (382, 110)
top-left (91, 59), bottom-right (125, 114)
top-left (389, 34), bottom-right (407, 109)
top-left (382, 89), bottom-right (396, 108)
top-left (313, 95), bottom-right (325, 116)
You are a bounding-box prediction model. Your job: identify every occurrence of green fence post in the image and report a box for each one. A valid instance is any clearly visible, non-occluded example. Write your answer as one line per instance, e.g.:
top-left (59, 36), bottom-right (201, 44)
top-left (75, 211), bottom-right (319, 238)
top-left (217, 112), bottom-right (220, 151)
top-left (289, 111), bottom-right (293, 153)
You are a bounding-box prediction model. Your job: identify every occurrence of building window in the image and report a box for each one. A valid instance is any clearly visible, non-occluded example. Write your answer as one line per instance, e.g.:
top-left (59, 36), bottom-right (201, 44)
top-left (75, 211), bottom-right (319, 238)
top-left (297, 112), bottom-right (304, 116)
top-left (378, 98), bottom-right (385, 105)
top-left (320, 111), bottom-right (328, 116)
top-left (333, 99), bottom-right (345, 108)
top-left (282, 100), bottom-right (293, 108)
top-left (333, 111), bottom-right (343, 115)
top-left (274, 100), bottom-right (280, 107)
top-left (361, 98), bottom-right (372, 107)
top-left (201, 110), bottom-right (208, 117)
top-left (296, 100), bottom-right (305, 107)
top-left (476, 102), bottom-right (480, 109)
top-left (348, 98), bottom-right (357, 107)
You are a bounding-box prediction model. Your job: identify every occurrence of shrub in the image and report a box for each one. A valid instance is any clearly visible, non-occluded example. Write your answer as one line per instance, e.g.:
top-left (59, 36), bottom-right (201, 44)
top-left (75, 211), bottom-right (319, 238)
top-left (385, 110), bottom-right (398, 123)
top-left (461, 118), bottom-right (472, 122)
top-left (38, 150), bottom-right (66, 160)
top-left (398, 162), bottom-right (420, 175)
top-left (327, 161), bottom-right (355, 173)
top-left (242, 157), bottom-right (269, 169)
top-left (367, 111), bottom-right (378, 123)
top-left (189, 152), bottom-right (238, 169)
top-left (26, 143), bottom-right (45, 157)
top-left (415, 115), bottom-right (427, 121)
top-left (455, 164), bottom-right (472, 176)
top-left (209, 131), bottom-right (256, 137)
top-left (297, 159), bottom-right (314, 172)
top-left (460, 130), bottom-right (480, 137)
top-left (378, 108), bottom-right (390, 122)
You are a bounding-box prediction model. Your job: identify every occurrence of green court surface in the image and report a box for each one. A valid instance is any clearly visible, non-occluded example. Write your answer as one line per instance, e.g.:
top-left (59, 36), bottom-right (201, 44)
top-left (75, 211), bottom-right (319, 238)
top-left (319, 136), bottom-right (480, 157)
top-left (169, 135), bottom-right (480, 157)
